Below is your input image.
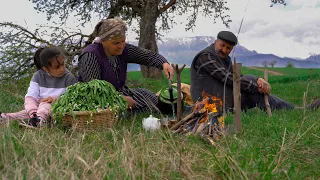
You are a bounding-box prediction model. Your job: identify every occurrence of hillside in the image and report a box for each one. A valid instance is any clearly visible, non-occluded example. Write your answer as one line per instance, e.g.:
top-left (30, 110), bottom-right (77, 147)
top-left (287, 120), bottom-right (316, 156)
top-left (0, 67), bottom-right (319, 179)
top-left (127, 36), bottom-right (320, 71)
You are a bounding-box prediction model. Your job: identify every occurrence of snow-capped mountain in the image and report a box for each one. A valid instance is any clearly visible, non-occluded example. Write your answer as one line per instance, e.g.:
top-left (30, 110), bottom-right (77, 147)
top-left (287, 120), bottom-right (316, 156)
top-left (305, 54), bottom-right (320, 63)
top-left (127, 36), bottom-right (320, 71)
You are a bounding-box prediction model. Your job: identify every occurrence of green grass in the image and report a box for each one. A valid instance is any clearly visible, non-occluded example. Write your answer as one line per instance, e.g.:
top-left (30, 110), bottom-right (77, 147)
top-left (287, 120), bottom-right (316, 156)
top-left (0, 67), bottom-right (319, 179)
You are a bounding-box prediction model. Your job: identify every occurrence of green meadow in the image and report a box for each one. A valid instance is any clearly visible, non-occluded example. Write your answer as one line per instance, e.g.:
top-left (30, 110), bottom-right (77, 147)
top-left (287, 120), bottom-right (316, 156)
top-left (0, 67), bottom-right (319, 179)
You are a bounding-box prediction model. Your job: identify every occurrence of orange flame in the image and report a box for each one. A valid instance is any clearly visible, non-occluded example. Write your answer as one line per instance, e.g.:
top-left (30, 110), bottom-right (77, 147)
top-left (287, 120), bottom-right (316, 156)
top-left (201, 91), bottom-right (223, 113)
top-left (193, 91), bottom-right (225, 128)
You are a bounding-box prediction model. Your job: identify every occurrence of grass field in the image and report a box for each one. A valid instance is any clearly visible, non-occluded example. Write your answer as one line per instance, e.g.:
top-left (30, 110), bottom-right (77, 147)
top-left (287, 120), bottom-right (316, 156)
top-left (0, 67), bottom-right (319, 179)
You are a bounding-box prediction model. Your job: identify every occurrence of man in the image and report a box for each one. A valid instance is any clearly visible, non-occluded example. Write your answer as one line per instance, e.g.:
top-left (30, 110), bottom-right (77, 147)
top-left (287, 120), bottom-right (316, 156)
top-left (190, 31), bottom-right (295, 112)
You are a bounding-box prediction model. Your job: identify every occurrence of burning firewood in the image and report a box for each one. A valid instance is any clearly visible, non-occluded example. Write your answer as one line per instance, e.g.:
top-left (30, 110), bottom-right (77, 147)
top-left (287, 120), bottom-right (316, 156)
top-left (170, 92), bottom-right (225, 146)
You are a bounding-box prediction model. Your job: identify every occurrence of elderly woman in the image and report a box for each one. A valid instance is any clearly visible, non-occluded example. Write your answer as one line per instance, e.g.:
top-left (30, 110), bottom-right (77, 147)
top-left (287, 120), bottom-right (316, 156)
top-left (77, 17), bottom-right (174, 113)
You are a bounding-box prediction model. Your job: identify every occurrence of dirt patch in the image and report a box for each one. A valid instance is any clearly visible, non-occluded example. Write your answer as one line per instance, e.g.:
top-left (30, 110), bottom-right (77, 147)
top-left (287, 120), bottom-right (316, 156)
top-left (247, 66), bottom-right (283, 76)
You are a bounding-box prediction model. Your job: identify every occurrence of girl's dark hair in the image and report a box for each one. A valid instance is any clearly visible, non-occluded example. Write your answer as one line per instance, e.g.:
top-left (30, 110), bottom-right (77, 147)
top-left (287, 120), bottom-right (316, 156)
top-left (37, 46), bottom-right (64, 68)
top-left (33, 48), bottom-right (44, 70)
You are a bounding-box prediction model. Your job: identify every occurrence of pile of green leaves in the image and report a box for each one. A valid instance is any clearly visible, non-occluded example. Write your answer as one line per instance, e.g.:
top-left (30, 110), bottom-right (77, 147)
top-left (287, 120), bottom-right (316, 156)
top-left (51, 79), bottom-right (127, 122)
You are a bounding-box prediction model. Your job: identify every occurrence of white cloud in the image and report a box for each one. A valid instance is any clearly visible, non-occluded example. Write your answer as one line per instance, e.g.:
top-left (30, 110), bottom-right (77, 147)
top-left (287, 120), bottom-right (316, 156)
top-left (290, 0), bottom-right (320, 8)
top-left (1, 0), bottom-right (320, 59)
top-left (161, 0), bottom-right (320, 58)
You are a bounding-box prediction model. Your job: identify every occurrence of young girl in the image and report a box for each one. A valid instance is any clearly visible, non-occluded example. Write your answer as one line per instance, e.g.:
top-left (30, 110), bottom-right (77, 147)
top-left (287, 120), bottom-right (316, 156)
top-left (0, 46), bottom-right (78, 127)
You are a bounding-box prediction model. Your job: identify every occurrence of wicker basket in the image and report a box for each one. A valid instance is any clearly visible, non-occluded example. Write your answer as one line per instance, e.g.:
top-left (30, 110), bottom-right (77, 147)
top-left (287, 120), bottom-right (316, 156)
top-left (61, 109), bottom-right (118, 130)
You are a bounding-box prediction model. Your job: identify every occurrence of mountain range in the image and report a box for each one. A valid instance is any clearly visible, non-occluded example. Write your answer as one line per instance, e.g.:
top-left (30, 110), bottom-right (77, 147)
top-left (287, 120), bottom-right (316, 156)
top-left (127, 36), bottom-right (320, 71)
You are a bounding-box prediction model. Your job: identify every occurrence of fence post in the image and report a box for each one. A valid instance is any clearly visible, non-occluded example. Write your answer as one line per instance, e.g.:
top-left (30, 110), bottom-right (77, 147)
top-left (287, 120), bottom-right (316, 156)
top-left (233, 58), bottom-right (242, 132)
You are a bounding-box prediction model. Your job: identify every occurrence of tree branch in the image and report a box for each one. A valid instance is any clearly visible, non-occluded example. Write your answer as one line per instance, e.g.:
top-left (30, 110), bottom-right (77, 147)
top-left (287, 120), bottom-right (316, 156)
top-left (0, 21), bottom-right (92, 81)
top-left (159, 0), bottom-right (176, 14)
top-left (0, 22), bottom-right (51, 45)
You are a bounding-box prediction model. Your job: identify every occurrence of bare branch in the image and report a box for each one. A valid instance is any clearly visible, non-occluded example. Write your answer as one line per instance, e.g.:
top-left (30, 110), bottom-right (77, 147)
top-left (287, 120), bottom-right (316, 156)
top-left (159, 0), bottom-right (176, 14)
top-left (270, 0), bottom-right (287, 7)
top-left (0, 22), bottom-right (51, 45)
top-left (0, 22), bottom-right (90, 81)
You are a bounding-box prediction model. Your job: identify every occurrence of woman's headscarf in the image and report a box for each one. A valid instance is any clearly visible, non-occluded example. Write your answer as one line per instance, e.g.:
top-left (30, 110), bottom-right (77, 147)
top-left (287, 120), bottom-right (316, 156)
top-left (93, 17), bottom-right (127, 43)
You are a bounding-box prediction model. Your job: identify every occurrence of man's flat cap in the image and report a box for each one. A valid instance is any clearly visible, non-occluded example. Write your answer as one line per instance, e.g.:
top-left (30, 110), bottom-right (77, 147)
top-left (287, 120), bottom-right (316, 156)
top-left (217, 31), bottom-right (238, 46)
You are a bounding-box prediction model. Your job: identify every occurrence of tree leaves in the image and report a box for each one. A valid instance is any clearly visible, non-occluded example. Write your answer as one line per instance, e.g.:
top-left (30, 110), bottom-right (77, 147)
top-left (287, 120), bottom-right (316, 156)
top-left (270, 0), bottom-right (287, 7)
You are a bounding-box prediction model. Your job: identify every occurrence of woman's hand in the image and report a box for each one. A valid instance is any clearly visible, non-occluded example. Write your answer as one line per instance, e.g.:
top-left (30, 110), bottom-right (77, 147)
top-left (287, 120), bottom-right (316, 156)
top-left (162, 63), bottom-right (175, 80)
top-left (40, 96), bottom-right (54, 103)
top-left (123, 96), bottom-right (137, 109)
top-left (257, 78), bottom-right (271, 95)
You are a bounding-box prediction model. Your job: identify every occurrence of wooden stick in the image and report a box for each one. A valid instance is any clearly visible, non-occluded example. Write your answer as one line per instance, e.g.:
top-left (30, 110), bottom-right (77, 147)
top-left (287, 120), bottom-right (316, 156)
top-left (170, 112), bottom-right (194, 130)
top-left (264, 69), bottom-right (272, 117)
top-left (170, 109), bottom-right (206, 131)
top-left (196, 122), bottom-right (206, 133)
top-left (173, 127), bottom-right (184, 134)
top-left (171, 64), bottom-right (186, 122)
top-left (208, 118), bottom-right (213, 136)
top-left (186, 116), bottom-right (199, 125)
top-left (200, 135), bottom-right (217, 146)
top-left (233, 58), bottom-right (242, 132)
top-left (18, 123), bottom-right (38, 129)
top-left (191, 118), bottom-right (201, 133)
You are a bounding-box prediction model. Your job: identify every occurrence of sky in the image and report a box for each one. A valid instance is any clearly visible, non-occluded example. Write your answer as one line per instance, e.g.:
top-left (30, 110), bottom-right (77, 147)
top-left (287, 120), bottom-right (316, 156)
top-left (0, 0), bottom-right (319, 59)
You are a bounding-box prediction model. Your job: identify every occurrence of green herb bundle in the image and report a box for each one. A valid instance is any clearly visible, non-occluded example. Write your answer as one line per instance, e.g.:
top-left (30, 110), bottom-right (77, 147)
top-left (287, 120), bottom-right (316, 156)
top-left (51, 80), bottom-right (127, 122)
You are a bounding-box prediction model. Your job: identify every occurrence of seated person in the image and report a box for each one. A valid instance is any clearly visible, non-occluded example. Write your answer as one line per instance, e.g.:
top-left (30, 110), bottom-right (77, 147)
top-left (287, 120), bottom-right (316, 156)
top-left (190, 31), bottom-right (319, 112)
top-left (0, 46), bottom-right (78, 127)
top-left (77, 17), bottom-right (174, 114)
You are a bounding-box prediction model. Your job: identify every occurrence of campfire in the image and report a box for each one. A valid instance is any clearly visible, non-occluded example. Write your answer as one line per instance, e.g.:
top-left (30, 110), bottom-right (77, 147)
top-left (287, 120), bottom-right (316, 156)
top-left (170, 92), bottom-right (225, 146)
